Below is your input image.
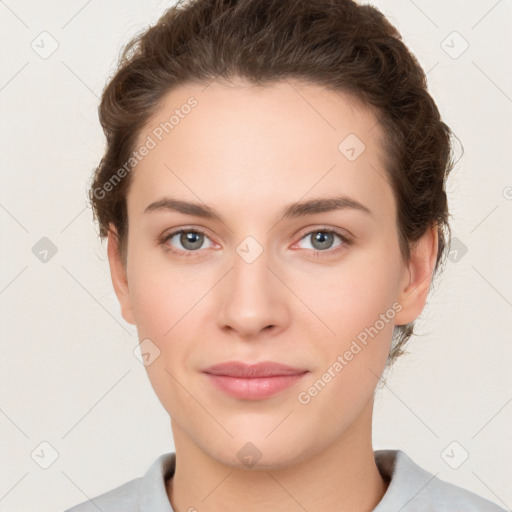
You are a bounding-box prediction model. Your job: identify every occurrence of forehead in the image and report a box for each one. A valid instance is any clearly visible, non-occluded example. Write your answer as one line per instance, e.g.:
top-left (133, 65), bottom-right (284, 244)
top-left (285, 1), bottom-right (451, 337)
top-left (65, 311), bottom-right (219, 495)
top-left (128, 79), bottom-right (394, 221)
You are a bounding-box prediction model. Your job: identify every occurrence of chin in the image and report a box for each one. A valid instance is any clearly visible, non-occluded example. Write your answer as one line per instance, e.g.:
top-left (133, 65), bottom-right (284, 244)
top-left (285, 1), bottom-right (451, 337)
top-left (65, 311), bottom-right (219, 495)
top-left (197, 429), bottom-right (317, 471)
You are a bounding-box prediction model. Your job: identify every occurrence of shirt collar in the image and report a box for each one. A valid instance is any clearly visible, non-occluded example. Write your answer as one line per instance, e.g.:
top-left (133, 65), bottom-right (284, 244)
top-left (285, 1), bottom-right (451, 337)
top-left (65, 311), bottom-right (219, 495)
top-left (373, 449), bottom-right (435, 511)
top-left (137, 449), bottom-right (424, 512)
top-left (138, 452), bottom-right (176, 512)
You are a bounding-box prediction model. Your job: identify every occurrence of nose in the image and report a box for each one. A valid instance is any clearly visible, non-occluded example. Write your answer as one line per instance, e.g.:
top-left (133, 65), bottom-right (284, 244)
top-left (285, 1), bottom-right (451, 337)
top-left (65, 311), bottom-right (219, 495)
top-left (217, 239), bottom-right (289, 339)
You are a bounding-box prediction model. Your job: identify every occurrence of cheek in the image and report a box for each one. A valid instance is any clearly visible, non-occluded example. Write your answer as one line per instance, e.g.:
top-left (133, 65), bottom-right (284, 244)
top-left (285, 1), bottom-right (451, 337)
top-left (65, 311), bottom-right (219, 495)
top-left (298, 251), bottom-right (400, 340)
top-left (126, 261), bottom-right (200, 413)
top-left (295, 265), bottom-right (397, 420)
top-left (126, 254), bottom-right (212, 391)
top-left (293, 246), bottom-right (402, 393)
top-left (127, 248), bottom-right (201, 336)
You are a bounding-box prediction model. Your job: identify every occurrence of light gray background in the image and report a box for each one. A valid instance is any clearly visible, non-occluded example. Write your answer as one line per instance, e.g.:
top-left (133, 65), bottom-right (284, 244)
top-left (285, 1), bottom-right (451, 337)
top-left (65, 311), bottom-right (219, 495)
top-left (0, 1), bottom-right (511, 511)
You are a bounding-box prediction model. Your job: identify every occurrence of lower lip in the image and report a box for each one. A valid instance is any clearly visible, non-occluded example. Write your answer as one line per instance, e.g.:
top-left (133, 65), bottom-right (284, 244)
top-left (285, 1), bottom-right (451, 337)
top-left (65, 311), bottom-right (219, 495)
top-left (204, 372), bottom-right (308, 400)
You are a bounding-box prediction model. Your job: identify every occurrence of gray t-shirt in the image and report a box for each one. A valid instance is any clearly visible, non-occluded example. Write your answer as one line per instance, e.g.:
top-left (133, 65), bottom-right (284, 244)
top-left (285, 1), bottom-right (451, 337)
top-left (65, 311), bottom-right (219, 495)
top-left (63, 449), bottom-right (506, 511)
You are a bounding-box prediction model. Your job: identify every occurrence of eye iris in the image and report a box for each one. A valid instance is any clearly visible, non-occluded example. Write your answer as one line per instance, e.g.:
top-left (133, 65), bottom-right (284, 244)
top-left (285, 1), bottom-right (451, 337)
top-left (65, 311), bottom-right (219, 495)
top-left (312, 231), bottom-right (334, 250)
top-left (181, 231), bottom-right (203, 250)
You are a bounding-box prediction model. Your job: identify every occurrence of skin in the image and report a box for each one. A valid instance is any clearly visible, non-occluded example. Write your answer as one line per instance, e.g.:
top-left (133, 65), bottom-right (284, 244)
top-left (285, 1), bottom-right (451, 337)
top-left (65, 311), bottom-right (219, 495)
top-left (107, 79), bottom-right (438, 512)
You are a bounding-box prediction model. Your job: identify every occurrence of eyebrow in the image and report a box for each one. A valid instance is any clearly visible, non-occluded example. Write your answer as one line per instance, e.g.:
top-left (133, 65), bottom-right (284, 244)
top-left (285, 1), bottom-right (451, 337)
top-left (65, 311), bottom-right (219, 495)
top-left (144, 195), bottom-right (372, 222)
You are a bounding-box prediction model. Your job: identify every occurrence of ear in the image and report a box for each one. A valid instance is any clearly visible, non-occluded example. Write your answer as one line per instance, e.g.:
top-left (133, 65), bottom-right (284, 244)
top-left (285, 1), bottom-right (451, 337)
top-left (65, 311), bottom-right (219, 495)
top-left (107, 224), bottom-right (136, 325)
top-left (394, 225), bottom-right (439, 326)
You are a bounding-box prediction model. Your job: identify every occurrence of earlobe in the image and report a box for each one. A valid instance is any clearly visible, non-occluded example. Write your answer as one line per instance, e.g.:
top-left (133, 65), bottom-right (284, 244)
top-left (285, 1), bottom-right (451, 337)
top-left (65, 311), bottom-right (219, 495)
top-left (107, 224), bottom-right (136, 325)
top-left (394, 226), bottom-right (439, 326)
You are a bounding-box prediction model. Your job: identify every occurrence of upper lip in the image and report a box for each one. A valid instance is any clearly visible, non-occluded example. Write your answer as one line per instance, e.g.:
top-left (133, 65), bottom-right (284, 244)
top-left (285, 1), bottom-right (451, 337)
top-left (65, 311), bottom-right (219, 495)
top-left (203, 361), bottom-right (308, 378)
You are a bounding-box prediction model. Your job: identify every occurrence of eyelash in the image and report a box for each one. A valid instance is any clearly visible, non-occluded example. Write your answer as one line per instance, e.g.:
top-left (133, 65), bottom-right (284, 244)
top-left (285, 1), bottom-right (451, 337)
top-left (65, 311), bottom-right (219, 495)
top-left (158, 226), bottom-right (353, 259)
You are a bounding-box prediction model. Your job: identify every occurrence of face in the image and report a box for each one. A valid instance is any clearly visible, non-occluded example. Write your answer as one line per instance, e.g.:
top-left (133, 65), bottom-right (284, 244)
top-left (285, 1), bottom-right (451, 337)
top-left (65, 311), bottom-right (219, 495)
top-left (108, 79), bottom-right (435, 469)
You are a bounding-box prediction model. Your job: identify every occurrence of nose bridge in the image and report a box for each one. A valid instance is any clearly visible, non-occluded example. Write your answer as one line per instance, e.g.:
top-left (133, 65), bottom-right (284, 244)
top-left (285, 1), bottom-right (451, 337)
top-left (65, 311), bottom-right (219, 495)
top-left (232, 233), bottom-right (275, 307)
top-left (217, 232), bottom-right (286, 336)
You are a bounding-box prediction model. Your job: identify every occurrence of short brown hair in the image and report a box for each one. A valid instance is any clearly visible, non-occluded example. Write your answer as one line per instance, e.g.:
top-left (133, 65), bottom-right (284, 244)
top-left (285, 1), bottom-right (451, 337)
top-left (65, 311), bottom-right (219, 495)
top-left (88, 0), bottom-right (459, 365)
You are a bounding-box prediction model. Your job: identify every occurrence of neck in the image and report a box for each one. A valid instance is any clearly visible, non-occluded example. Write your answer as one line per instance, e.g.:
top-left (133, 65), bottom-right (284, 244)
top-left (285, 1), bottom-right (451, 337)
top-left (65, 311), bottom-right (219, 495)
top-left (166, 400), bottom-right (388, 512)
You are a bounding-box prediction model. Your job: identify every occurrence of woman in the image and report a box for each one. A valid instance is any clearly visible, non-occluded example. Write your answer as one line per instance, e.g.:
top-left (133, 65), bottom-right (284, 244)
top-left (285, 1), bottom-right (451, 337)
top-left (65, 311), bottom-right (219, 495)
top-left (65, 0), bottom-right (506, 510)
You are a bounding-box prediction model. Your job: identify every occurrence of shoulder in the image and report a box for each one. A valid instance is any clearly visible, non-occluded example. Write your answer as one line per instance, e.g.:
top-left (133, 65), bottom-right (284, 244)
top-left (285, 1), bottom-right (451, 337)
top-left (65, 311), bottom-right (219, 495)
top-left (62, 477), bottom-right (141, 512)
top-left (61, 452), bottom-right (176, 512)
top-left (374, 449), bottom-right (506, 512)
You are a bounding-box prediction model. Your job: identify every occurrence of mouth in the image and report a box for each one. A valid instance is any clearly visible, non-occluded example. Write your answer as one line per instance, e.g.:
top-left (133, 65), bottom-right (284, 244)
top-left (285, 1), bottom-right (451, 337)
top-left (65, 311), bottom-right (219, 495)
top-left (202, 361), bottom-right (309, 400)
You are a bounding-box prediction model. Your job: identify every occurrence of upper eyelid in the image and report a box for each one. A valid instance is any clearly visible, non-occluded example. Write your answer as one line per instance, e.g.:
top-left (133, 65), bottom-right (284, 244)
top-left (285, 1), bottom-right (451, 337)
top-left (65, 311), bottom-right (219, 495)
top-left (295, 225), bottom-right (351, 239)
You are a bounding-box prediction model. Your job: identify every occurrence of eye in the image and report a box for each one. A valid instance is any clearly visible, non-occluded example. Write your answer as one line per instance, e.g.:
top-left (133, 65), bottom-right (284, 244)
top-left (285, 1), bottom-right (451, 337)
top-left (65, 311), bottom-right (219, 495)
top-left (158, 228), bottom-right (214, 256)
top-left (158, 226), bottom-right (352, 258)
top-left (294, 228), bottom-right (352, 255)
